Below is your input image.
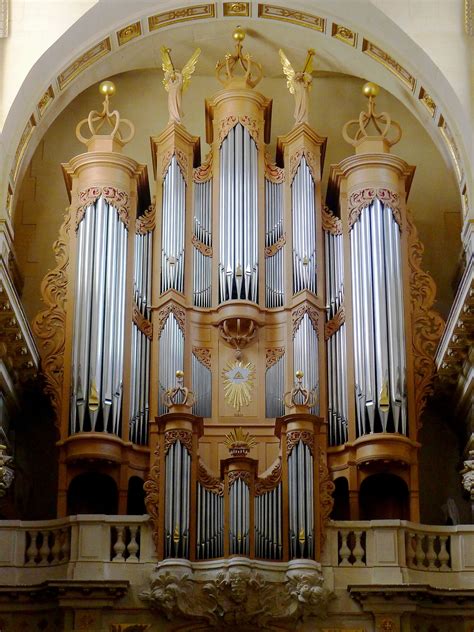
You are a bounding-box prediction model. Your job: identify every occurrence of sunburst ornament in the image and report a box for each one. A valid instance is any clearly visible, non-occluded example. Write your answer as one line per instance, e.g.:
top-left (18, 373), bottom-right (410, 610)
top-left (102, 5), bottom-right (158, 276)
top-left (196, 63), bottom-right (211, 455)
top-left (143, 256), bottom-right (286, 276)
top-left (222, 359), bottom-right (256, 414)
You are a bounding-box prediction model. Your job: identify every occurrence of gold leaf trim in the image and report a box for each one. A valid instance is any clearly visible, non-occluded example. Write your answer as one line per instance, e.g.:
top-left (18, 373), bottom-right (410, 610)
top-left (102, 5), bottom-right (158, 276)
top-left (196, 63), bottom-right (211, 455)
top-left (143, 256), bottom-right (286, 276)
top-left (362, 39), bottom-right (416, 92)
top-left (57, 38), bottom-right (111, 91)
top-left (223, 2), bottom-right (250, 17)
top-left (117, 21), bottom-right (142, 46)
top-left (37, 86), bottom-right (55, 119)
top-left (332, 23), bottom-right (357, 47)
top-left (255, 458), bottom-right (282, 495)
top-left (157, 302), bottom-right (186, 338)
top-left (419, 87), bottom-right (436, 117)
top-left (264, 233), bottom-right (286, 257)
top-left (265, 346), bottom-right (285, 369)
top-left (148, 4), bottom-right (215, 31)
top-left (258, 4), bottom-right (325, 33)
top-left (32, 210), bottom-right (71, 426)
top-left (193, 150), bottom-right (213, 182)
top-left (76, 186), bottom-right (130, 230)
top-left (132, 306), bottom-right (153, 339)
top-left (348, 187), bottom-right (401, 229)
top-left (10, 114), bottom-right (36, 184)
top-left (322, 206), bottom-right (342, 235)
top-left (438, 115), bottom-right (464, 183)
top-left (324, 306), bottom-right (345, 340)
top-left (197, 460), bottom-right (224, 496)
top-left (192, 234), bottom-right (213, 257)
top-left (192, 346), bottom-right (212, 369)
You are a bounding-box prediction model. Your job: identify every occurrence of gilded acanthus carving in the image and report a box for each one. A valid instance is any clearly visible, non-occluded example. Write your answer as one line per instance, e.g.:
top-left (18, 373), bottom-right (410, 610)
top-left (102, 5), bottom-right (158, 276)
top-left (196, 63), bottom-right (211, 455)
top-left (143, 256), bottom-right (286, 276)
top-left (141, 564), bottom-right (333, 626)
top-left (318, 449), bottom-right (335, 543)
top-left (324, 305), bottom-right (345, 340)
top-left (348, 187), bottom-right (401, 229)
top-left (193, 150), bottom-right (213, 182)
top-left (76, 186), bottom-right (130, 229)
top-left (144, 444), bottom-right (161, 550)
top-left (161, 148), bottom-right (188, 179)
top-left (264, 153), bottom-right (285, 183)
top-left (289, 149), bottom-right (317, 183)
top-left (197, 460), bottom-right (224, 496)
top-left (32, 210), bottom-right (70, 426)
top-left (218, 114), bottom-right (260, 146)
top-left (227, 470), bottom-right (252, 487)
top-left (265, 346), bottom-right (285, 369)
top-left (136, 203), bottom-right (156, 234)
top-left (292, 304), bottom-right (321, 338)
top-left (406, 210), bottom-right (445, 428)
top-left (157, 302), bottom-right (186, 337)
top-left (322, 205), bottom-right (342, 235)
top-left (132, 305), bottom-right (153, 339)
top-left (164, 429), bottom-right (193, 454)
top-left (264, 233), bottom-right (286, 257)
top-left (286, 430), bottom-right (314, 455)
top-left (192, 234), bottom-right (213, 256)
top-left (192, 346), bottom-right (212, 369)
top-left (255, 459), bottom-right (282, 496)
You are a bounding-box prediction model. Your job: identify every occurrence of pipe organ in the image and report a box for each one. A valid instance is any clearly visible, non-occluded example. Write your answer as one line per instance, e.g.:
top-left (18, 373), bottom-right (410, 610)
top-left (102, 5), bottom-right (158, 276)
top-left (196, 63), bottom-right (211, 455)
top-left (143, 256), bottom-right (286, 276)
top-left (38, 31), bottom-right (443, 560)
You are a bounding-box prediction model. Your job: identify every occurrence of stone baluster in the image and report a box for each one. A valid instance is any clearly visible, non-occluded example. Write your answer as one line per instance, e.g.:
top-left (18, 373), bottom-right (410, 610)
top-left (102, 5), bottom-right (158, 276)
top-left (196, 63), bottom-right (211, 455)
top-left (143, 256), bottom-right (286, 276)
top-left (61, 527), bottom-right (71, 562)
top-left (438, 535), bottom-right (450, 570)
top-left (51, 529), bottom-right (62, 563)
top-left (414, 533), bottom-right (425, 568)
top-left (127, 526), bottom-right (140, 562)
top-left (406, 532), bottom-right (416, 568)
top-left (25, 530), bottom-right (39, 565)
top-left (352, 530), bottom-right (365, 566)
top-left (113, 526), bottom-right (126, 561)
top-left (39, 530), bottom-right (51, 565)
top-left (426, 534), bottom-right (437, 570)
top-left (339, 530), bottom-right (351, 566)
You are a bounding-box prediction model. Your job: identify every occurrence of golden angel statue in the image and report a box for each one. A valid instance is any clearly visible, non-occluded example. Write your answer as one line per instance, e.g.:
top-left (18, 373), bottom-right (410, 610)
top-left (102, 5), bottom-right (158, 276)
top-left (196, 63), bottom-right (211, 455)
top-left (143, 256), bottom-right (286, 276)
top-left (161, 46), bottom-right (201, 125)
top-left (279, 49), bottom-right (315, 126)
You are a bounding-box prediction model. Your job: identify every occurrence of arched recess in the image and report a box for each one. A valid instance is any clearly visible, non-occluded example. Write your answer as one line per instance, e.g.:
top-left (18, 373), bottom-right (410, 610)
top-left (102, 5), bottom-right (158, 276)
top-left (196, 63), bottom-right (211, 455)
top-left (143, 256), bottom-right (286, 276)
top-left (67, 472), bottom-right (118, 515)
top-left (1, 0), bottom-right (470, 222)
top-left (127, 476), bottom-right (146, 515)
top-left (359, 473), bottom-right (409, 520)
top-left (331, 476), bottom-right (350, 521)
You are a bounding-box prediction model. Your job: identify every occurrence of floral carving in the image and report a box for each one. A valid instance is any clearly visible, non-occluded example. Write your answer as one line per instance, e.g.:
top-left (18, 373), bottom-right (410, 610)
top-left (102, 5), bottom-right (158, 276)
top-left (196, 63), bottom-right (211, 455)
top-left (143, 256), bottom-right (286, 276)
top-left (324, 306), bottom-right (345, 340)
top-left (192, 234), bottom-right (213, 256)
top-left (136, 203), bottom-right (156, 235)
top-left (289, 149), bottom-right (317, 183)
top-left (164, 429), bottom-right (193, 454)
top-left (157, 302), bottom-right (186, 337)
top-left (227, 470), bottom-right (251, 487)
top-left (264, 233), bottom-right (286, 257)
top-left (161, 149), bottom-right (188, 179)
top-left (32, 210), bottom-right (70, 426)
top-left (286, 430), bottom-right (314, 456)
top-left (255, 459), bottom-right (282, 495)
top-left (292, 304), bottom-right (321, 338)
top-left (197, 460), bottom-right (224, 496)
top-left (192, 346), bottom-right (212, 369)
top-left (322, 206), bottom-right (342, 235)
top-left (218, 115), bottom-right (259, 146)
top-left (348, 187), bottom-right (401, 229)
top-left (318, 449), bottom-right (335, 544)
top-left (144, 444), bottom-right (161, 551)
top-left (133, 306), bottom-right (153, 339)
top-left (265, 153), bottom-right (285, 183)
top-left (265, 346), bottom-right (285, 369)
top-left (76, 186), bottom-right (130, 229)
top-left (193, 150), bottom-right (213, 182)
top-left (407, 210), bottom-right (445, 428)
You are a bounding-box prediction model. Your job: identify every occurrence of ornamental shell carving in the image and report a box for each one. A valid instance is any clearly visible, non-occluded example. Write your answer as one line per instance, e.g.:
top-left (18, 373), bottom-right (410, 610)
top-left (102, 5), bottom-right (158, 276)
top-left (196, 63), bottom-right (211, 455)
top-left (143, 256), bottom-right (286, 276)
top-left (193, 150), bottom-right (213, 182)
top-left (322, 205), bottom-right (342, 235)
top-left (76, 186), bottom-right (130, 230)
top-left (348, 187), bottom-right (401, 229)
top-left (136, 203), bottom-right (156, 235)
top-left (264, 153), bottom-right (285, 183)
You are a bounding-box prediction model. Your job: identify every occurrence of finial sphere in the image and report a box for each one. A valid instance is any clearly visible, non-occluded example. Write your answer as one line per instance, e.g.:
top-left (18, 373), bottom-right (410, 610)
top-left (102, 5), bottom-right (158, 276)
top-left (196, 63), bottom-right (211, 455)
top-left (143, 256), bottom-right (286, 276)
top-left (362, 82), bottom-right (379, 98)
top-left (176, 369), bottom-right (184, 378)
top-left (295, 370), bottom-right (304, 379)
top-left (99, 80), bottom-right (116, 97)
top-left (233, 26), bottom-right (245, 42)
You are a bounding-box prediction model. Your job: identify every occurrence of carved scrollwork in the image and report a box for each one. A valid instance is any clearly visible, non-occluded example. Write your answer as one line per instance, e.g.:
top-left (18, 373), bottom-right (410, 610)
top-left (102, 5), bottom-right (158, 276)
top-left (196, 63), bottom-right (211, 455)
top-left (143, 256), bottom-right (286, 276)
top-left (157, 302), bottom-right (186, 338)
top-left (292, 303), bottom-right (321, 338)
top-left (193, 150), bottom-right (213, 182)
top-left (264, 153), bottom-right (285, 183)
top-left (132, 305), bottom-right (153, 339)
top-left (255, 459), bottom-right (282, 496)
top-left (406, 210), bottom-right (445, 428)
top-left (286, 430), bottom-right (314, 456)
top-left (161, 149), bottom-right (188, 179)
top-left (324, 305), bottom-right (345, 340)
top-left (348, 187), bottom-right (402, 229)
top-left (191, 234), bottom-right (213, 256)
top-left (32, 210), bottom-right (70, 427)
top-left (192, 346), bottom-right (212, 370)
top-left (318, 449), bottom-right (335, 544)
top-left (197, 460), bottom-right (224, 496)
top-left (289, 149), bottom-right (317, 183)
top-left (144, 444), bottom-right (160, 551)
top-left (265, 346), bottom-right (285, 369)
top-left (76, 186), bottom-right (130, 230)
top-left (164, 429), bottom-right (193, 454)
top-left (136, 203), bottom-right (156, 235)
top-left (264, 233), bottom-right (286, 257)
top-left (218, 114), bottom-right (259, 146)
top-left (322, 205), bottom-right (342, 235)
top-left (227, 470), bottom-right (252, 487)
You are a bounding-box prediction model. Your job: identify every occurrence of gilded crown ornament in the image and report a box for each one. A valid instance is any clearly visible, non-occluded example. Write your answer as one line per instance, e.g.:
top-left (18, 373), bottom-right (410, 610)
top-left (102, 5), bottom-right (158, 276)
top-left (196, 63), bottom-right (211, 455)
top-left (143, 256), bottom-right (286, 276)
top-left (162, 370), bottom-right (196, 409)
top-left (161, 46), bottom-right (201, 124)
top-left (279, 49), bottom-right (315, 126)
top-left (224, 427), bottom-right (257, 457)
top-left (76, 81), bottom-right (135, 146)
top-left (283, 371), bottom-right (317, 410)
top-left (216, 27), bottom-right (263, 89)
top-left (342, 81), bottom-right (402, 149)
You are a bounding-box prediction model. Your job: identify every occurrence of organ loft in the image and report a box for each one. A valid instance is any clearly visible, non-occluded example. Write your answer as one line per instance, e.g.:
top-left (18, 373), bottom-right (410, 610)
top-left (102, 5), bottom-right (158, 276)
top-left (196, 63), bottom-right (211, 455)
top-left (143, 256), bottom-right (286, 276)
top-left (7, 26), bottom-right (463, 629)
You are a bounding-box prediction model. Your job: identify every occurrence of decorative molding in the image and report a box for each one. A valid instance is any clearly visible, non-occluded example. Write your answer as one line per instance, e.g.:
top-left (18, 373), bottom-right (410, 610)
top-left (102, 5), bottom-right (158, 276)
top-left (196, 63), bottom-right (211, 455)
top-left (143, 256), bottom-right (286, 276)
top-left (418, 87), bottom-right (436, 117)
top-left (322, 206), bottom-right (342, 235)
top-left (57, 38), bottom-right (111, 90)
top-left (438, 115), bottom-right (464, 183)
top-left (10, 115), bottom-right (36, 184)
top-left (318, 450), bottom-right (335, 542)
top-left (265, 346), bottom-right (285, 369)
top-left (225, 427), bottom-right (257, 457)
top-left (76, 187), bottom-right (130, 230)
top-left (227, 470), bottom-right (252, 487)
top-left (286, 430), bottom-right (314, 455)
top-left (325, 306), bottom-right (345, 340)
top-left (37, 86), bottom-right (55, 119)
top-left (264, 153), bottom-right (285, 183)
top-left (0, 0), bottom-right (8, 37)
top-left (117, 21), bottom-right (142, 46)
top-left (289, 149), bottom-right (317, 183)
top-left (164, 429), bottom-right (193, 454)
top-left (192, 346), bottom-right (212, 369)
top-left (461, 450), bottom-right (474, 499)
top-left (292, 303), bottom-right (321, 338)
top-left (255, 459), bottom-right (282, 495)
top-left (148, 4), bottom-right (215, 31)
top-left (192, 234), bottom-right (213, 256)
top-left (223, 2), bottom-right (250, 17)
top-left (136, 203), bottom-right (156, 235)
top-left (264, 233), bottom-right (286, 257)
top-left (362, 39), bottom-right (416, 92)
top-left (161, 148), bottom-right (188, 179)
top-left (144, 445), bottom-right (161, 551)
top-left (132, 306), bottom-right (153, 339)
top-left (218, 114), bottom-right (259, 146)
top-left (406, 210), bottom-right (445, 428)
top-left (157, 302), bottom-right (186, 338)
top-left (258, 4), bottom-right (326, 33)
top-left (222, 359), bottom-right (256, 414)
top-left (32, 211), bottom-right (70, 426)
top-left (197, 460), bottom-right (224, 496)
top-left (193, 150), bottom-right (213, 182)
top-left (348, 187), bottom-right (401, 229)
top-left (331, 23), bottom-right (357, 47)
top-left (466, 0), bottom-right (473, 35)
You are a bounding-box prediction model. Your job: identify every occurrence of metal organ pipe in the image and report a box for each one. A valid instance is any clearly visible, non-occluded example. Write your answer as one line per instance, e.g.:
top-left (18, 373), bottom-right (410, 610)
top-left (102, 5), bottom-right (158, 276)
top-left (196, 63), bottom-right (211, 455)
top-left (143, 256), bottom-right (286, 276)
top-left (288, 441), bottom-right (314, 559)
top-left (193, 180), bottom-right (212, 307)
top-left (293, 314), bottom-right (319, 414)
top-left (265, 179), bottom-right (284, 307)
top-left (158, 314), bottom-right (184, 415)
top-left (265, 353), bottom-right (285, 418)
top-left (191, 353), bottom-right (212, 418)
top-left (292, 158), bottom-right (316, 295)
top-left (164, 440), bottom-right (191, 558)
top-left (161, 156), bottom-right (186, 294)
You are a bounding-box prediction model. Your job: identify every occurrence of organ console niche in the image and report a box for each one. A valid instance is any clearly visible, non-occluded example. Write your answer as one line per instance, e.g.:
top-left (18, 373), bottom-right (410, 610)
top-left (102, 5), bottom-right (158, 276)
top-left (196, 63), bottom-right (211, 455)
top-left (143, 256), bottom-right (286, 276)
top-left (34, 30), bottom-right (442, 559)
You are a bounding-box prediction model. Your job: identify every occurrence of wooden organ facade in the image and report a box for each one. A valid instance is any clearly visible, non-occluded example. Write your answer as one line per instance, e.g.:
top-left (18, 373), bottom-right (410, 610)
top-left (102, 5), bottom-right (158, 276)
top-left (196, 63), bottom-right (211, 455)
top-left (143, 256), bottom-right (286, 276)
top-left (34, 32), bottom-right (443, 565)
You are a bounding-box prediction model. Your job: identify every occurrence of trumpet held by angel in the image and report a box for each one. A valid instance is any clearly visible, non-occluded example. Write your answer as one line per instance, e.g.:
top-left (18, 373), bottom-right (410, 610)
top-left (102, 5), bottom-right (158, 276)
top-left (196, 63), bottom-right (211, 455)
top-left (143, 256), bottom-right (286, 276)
top-left (161, 46), bottom-right (201, 125)
top-left (279, 48), bottom-right (315, 126)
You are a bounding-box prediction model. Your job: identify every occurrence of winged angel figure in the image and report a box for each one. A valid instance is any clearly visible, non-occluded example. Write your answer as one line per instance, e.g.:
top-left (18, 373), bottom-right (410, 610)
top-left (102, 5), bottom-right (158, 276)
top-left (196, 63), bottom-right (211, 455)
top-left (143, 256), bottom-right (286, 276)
top-left (161, 46), bottom-right (201, 124)
top-left (279, 49), bottom-right (315, 126)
